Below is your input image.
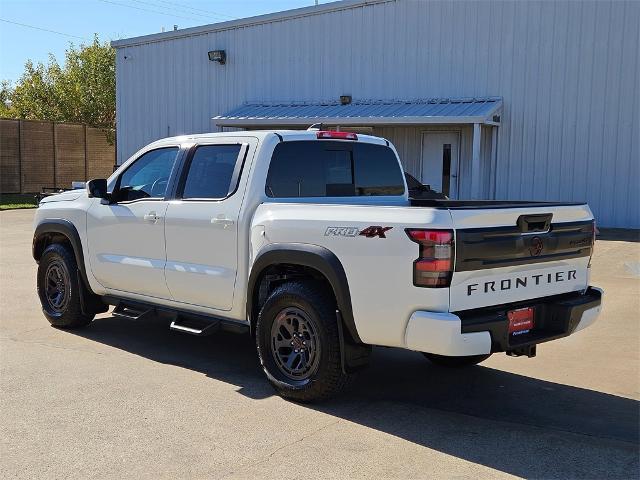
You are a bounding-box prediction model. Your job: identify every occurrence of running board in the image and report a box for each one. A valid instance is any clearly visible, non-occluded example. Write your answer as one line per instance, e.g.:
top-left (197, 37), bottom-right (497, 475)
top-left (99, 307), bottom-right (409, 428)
top-left (112, 303), bottom-right (153, 321)
top-left (103, 295), bottom-right (250, 336)
top-left (169, 318), bottom-right (220, 336)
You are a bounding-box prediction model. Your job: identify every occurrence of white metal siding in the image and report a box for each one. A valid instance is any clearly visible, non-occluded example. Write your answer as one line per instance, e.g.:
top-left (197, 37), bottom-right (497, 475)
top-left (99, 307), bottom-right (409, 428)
top-left (372, 125), bottom-right (494, 200)
top-left (115, 0), bottom-right (640, 227)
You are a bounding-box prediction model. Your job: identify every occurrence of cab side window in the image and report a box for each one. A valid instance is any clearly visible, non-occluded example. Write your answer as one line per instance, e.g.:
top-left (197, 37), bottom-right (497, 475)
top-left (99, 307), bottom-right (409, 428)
top-left (180, 144), bottom-right (243, 199)
top-left (116, 147), bottom-right (179, 202)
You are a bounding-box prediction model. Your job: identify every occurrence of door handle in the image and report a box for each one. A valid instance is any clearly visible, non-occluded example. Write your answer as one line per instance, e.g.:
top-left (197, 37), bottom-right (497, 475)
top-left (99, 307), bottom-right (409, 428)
top-left (143, 212), bottom-right (161, 222)
top-left (211, 217), bottom-right (235, 229)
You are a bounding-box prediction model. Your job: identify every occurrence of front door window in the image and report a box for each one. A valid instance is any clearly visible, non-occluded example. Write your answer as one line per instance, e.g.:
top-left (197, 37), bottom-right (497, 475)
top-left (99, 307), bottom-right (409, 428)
top-left (114, 147), bottom-right (178, 202)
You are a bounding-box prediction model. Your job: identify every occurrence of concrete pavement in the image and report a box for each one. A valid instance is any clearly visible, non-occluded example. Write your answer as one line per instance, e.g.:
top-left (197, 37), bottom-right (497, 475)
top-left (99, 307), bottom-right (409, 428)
top-left (1, 209), bottom-right (638, 479)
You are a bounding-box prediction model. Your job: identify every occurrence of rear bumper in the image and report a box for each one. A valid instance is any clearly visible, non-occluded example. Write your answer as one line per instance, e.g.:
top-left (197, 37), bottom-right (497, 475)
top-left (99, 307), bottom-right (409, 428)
top-left (405, 287), bottom-right (603, 356)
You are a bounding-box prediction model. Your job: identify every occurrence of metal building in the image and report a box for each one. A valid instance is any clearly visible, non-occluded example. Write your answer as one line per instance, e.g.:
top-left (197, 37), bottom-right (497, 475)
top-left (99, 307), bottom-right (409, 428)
top-left (112, 0), bottom-right (639, 228)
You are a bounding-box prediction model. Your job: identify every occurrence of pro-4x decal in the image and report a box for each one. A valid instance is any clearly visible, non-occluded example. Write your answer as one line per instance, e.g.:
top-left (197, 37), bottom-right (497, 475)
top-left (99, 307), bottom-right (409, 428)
top-left (359, 226), bottom-right (393, 238)
top-left (325, 226), bottom-right (392, 238)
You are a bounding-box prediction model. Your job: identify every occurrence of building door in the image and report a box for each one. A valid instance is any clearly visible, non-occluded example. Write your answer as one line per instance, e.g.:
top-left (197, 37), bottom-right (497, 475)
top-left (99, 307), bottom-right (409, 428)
top-left (421, 132), bottom-right (460, 198)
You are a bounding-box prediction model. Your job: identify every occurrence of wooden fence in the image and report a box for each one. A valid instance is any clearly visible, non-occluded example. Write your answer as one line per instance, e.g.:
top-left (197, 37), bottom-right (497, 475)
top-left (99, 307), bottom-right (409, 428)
top-left (0, 118), bottom-right (115, 194)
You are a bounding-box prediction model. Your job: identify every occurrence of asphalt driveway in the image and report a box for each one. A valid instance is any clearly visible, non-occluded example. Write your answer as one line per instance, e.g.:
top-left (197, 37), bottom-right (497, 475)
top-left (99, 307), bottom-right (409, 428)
top-left (1, 209), bottom-right (638, 479)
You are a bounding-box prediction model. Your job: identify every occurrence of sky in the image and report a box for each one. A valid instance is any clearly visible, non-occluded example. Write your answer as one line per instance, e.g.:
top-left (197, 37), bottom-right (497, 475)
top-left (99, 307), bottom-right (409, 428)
top-left (0, 0), bottom-right (330, 84)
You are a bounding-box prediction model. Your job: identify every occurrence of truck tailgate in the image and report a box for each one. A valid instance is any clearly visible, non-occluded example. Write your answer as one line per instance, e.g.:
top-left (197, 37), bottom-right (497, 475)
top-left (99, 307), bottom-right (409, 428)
top-left (449, 204), bottom-right (595, 311)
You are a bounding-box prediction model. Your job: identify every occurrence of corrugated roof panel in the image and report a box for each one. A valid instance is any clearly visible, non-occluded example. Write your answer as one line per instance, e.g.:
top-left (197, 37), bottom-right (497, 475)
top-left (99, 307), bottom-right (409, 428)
top-left (214, 97), bottom-right (503, 125)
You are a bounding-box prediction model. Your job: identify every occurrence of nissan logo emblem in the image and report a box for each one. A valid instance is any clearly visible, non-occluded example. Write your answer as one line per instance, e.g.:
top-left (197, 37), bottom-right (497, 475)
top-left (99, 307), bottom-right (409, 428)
top-left (529, 236), bottom-right (544, 256)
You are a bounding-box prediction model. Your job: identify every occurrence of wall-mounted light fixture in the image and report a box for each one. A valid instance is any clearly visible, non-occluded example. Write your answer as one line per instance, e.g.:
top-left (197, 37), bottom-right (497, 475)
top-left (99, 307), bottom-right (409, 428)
top-left (340, 95), bottom-right (352, 105)
top-left (208, 50), bottom-right (226, 65)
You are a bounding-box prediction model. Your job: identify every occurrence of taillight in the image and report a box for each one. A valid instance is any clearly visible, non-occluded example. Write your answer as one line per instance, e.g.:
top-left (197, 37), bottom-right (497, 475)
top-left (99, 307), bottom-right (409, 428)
top-left (406, 229), bottom-right (454, 287)
top-left (316, 131), bottom-right (358, 140)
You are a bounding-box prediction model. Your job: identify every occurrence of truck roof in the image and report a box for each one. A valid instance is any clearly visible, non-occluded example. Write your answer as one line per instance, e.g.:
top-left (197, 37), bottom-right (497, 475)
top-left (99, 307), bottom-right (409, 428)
top-left (147, 130), bottom-right (389, 147)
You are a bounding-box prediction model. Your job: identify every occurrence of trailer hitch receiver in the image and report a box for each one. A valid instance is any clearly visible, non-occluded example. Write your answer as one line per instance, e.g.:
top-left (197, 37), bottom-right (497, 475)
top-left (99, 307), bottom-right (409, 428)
top-left (506, 345), bottom-right (537, 358)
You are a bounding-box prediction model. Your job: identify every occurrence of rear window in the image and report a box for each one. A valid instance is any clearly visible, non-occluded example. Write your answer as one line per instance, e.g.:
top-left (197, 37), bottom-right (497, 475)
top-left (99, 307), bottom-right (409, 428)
top-left (265, 141), bottom-right (405, 198)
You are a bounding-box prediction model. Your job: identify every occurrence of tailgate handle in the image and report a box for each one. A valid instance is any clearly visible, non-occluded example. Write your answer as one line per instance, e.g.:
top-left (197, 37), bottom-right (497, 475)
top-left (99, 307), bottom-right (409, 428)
top-left (517, 214), bottom-right (552, 233)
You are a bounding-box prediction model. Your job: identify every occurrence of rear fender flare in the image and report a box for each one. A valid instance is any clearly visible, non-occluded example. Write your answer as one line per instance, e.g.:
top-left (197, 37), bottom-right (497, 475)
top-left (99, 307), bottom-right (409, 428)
top-left (247, 243), bottom-right (361, 344)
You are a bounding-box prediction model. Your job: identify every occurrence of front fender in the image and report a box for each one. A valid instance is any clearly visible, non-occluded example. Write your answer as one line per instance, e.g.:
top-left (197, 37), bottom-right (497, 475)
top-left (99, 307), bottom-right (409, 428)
top-left (33, 219), bottom-right (88, 284)
top-left (33, 219), bottom-right (107, 315)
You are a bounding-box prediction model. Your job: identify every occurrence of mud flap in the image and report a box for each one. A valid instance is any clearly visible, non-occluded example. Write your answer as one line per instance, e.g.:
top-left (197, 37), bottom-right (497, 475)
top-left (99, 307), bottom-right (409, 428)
top-left (77, 271), bottom-right (108, 315)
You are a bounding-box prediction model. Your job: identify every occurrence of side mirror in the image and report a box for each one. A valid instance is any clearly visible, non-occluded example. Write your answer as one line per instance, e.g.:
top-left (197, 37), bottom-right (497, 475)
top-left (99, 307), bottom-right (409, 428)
top-left (87, 179), bottom-right (109, 200)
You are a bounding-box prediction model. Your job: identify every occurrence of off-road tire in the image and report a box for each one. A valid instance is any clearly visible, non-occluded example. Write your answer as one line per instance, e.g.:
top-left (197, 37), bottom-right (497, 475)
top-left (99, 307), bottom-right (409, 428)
top-left (256, 281), bottom-right (350, 402)
top-left (37, 243), bottom-right (94, 329)
top-left (423, 352), bottom-right (491, 367)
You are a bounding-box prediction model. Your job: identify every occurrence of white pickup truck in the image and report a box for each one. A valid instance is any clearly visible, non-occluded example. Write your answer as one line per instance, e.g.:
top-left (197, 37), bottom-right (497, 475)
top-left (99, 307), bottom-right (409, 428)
top-left (33, 129), bottom-right (602, 401)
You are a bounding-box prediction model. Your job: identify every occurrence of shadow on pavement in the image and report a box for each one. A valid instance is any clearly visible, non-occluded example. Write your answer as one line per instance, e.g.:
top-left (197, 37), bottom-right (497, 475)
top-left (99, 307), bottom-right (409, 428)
top-left (71, 314), bottom-right (639, 479)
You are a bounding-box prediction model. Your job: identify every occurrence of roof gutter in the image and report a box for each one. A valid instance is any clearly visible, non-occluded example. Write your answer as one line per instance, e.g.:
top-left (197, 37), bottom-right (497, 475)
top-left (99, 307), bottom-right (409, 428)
top-left (111, 0), bottom-right (393, 48)
top-left (214, 115), bottom-right (498, 128)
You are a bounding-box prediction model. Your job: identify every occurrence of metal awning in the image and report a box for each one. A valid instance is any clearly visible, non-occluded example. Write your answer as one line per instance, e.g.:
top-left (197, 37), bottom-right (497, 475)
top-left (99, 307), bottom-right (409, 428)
top-left (214, 97), bottom-right (502, 127)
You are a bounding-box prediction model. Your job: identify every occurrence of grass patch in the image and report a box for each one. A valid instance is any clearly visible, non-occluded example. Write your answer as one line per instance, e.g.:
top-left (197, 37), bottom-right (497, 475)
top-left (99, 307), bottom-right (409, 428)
top-left (0, 194), bottom-right (38, 210)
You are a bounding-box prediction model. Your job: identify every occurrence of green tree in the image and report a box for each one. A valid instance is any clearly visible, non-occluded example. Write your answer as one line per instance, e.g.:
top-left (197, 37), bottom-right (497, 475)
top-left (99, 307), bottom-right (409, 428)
top-left (0, 35), bottom-right (115, 140)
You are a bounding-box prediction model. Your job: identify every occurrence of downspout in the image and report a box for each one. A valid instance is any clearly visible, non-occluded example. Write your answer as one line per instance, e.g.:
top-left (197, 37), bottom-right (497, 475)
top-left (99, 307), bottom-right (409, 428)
top-left (490, 125), bottom-right (499, 199)
top-left (471, 123), bottom-right (481, 199)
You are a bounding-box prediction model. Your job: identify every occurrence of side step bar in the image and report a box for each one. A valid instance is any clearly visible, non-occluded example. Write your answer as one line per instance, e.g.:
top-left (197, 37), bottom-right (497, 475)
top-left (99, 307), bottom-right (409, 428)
top-left (112, 303), bottom-right (153, 321)
top-left (103, 295), bottom-right (249, 337)
top-left (169, 319), bottom-right (220, 336)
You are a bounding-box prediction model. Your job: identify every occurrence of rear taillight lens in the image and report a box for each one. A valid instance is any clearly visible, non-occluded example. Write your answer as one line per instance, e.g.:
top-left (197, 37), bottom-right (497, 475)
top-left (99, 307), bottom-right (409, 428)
top-left (406, 229), bottom-right (454, 287)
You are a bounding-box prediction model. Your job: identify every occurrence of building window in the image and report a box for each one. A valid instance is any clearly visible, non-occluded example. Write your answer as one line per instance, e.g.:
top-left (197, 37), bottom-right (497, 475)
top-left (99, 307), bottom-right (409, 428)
top-left (442, 144), bottom-right (451, 197)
